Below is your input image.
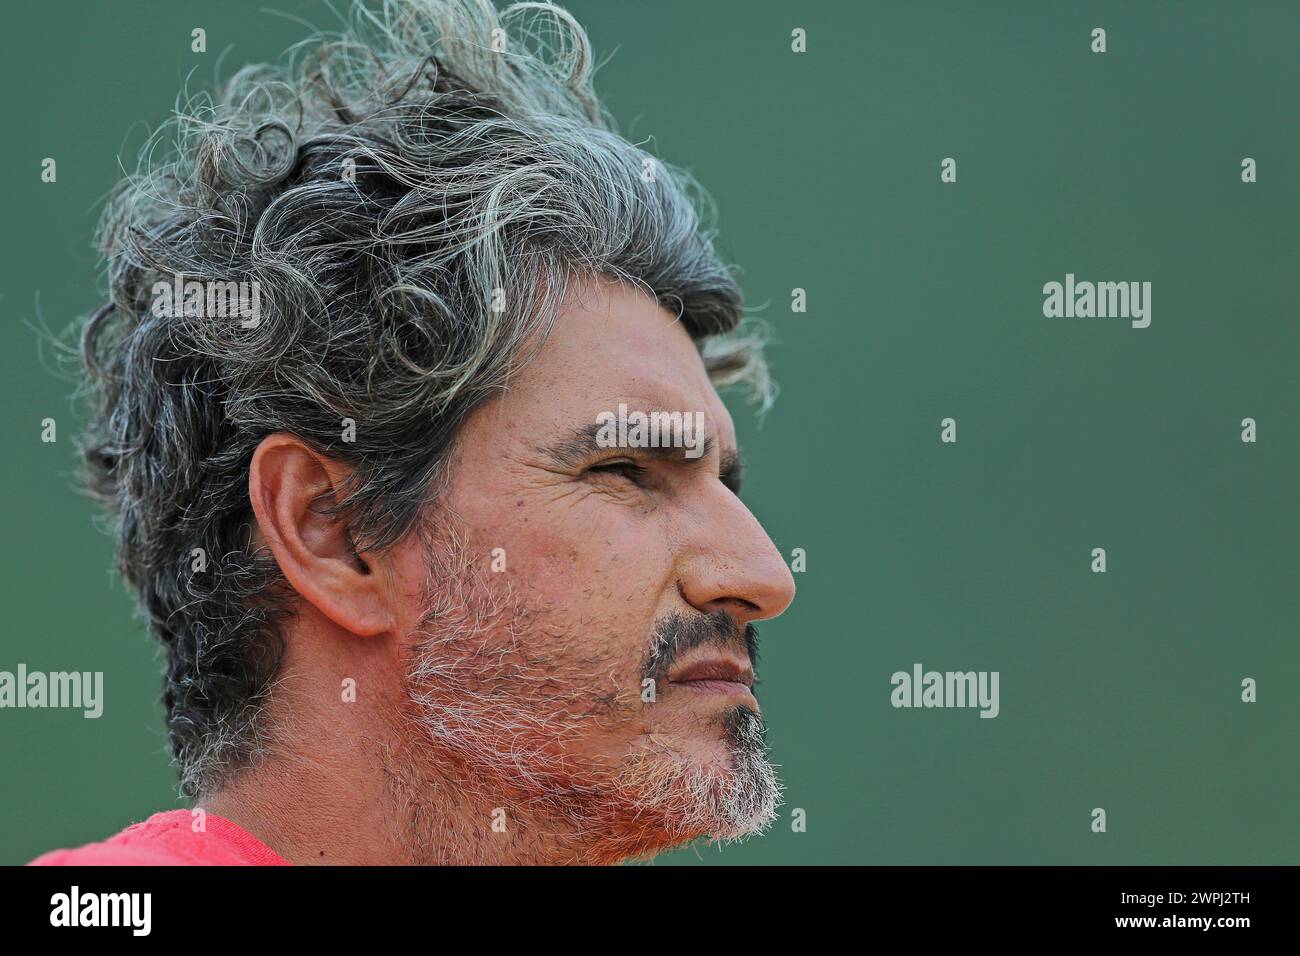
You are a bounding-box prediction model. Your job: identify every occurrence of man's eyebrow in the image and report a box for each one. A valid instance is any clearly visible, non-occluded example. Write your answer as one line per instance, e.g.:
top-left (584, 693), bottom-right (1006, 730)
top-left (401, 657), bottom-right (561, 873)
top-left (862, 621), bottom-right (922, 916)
top-left (540, 419), bottom-right (744, 493)
top-left (541, 421), bottom-right (715, 466)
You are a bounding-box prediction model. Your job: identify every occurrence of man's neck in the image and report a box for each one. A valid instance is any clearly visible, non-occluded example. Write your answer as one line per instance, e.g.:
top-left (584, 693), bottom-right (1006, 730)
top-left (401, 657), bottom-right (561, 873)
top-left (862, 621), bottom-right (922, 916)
top-left (199, 730), bottom-right (622, 865)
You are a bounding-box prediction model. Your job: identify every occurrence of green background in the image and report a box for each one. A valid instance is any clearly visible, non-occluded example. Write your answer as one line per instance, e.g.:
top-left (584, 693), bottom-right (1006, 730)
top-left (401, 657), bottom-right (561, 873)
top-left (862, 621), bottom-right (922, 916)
top-left (2, 0), bottom-right (1296, 865)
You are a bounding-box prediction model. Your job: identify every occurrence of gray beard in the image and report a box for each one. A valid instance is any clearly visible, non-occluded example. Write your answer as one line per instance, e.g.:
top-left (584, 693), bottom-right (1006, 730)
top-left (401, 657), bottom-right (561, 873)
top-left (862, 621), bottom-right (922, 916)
top-left (388, 520), bottom-right (780, 861)
top-left (399, 623), bottom-right (781, 860)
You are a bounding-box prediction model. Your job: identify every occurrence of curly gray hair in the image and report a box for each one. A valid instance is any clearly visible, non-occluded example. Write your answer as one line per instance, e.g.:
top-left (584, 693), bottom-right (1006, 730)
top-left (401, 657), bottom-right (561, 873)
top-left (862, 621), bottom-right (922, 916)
top-left (79, 0), bottom-right (768, 797)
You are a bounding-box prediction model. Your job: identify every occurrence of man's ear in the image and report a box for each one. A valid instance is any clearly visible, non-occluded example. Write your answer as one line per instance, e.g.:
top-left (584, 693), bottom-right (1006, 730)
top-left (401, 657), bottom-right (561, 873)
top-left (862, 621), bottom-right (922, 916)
top-left (248, 433), bottom-right (395, 637)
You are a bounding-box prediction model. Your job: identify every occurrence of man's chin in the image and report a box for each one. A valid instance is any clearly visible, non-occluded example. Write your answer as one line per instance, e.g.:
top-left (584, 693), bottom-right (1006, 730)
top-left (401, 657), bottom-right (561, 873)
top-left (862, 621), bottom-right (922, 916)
top-left (622, 759), bottom-right (781, 859)
top-left (615, 706), bottom-right (782, 849)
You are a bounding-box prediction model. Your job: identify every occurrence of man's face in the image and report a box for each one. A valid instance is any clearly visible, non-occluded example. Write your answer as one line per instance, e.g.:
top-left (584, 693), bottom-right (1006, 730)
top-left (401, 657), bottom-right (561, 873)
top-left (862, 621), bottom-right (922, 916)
top-left (383, 279), bottom-right (796, 860)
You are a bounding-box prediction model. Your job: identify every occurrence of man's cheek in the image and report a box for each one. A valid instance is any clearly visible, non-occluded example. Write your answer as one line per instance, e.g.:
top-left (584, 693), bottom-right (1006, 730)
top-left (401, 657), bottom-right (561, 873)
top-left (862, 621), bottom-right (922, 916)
top-left (488, 524), bottom-right (664, 608)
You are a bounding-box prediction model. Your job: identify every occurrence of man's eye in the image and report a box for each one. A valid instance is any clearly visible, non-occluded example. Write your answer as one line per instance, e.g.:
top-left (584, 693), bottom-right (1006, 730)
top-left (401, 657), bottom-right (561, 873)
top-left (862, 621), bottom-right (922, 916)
top-left (587, 460), bottom-right (646, 484)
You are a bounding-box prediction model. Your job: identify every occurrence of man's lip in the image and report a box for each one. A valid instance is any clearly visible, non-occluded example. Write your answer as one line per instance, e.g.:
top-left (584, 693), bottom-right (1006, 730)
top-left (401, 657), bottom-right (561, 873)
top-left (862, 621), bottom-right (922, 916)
top-left (667, 657), bottom-right (754, 688)
top-left (672, 678), bottom-right (755, 698)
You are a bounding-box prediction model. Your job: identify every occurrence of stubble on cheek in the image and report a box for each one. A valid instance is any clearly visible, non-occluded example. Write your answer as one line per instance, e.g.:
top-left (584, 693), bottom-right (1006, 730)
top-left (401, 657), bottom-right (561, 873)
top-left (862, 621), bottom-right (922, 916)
top-left (399, 518), bottom-right (647, 801)
top-left (395, 512), bottom-right (778, 853)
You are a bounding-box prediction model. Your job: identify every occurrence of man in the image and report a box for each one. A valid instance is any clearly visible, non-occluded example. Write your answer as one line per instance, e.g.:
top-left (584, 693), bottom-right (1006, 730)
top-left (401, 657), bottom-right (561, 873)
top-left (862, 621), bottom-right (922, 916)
top-left (33, 0), bottom-right (794, 866)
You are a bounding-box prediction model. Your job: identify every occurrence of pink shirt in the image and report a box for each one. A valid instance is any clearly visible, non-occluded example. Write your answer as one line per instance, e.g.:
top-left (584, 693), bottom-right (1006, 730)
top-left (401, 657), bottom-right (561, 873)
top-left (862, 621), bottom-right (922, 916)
top-left (28, 810), bottom-right (289, 866)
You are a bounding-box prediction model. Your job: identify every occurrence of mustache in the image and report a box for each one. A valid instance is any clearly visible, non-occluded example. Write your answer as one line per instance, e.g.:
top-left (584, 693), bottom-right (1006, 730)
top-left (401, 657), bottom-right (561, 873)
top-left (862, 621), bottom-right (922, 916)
top-left (643, 609), bottom-right (759, 685)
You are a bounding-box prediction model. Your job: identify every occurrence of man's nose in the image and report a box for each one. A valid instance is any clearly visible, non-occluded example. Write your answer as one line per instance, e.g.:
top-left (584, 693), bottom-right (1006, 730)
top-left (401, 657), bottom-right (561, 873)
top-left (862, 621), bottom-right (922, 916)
top-left (675, 491), bottom-right (796, 626)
